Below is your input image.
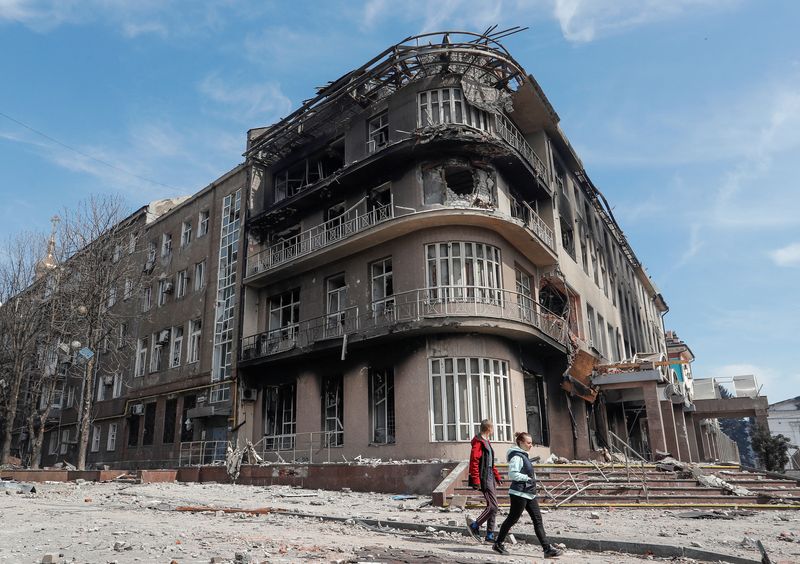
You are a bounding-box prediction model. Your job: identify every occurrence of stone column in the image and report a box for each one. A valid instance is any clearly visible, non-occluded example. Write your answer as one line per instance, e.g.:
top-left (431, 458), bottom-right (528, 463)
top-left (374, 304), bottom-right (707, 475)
top-left (673, 405), bottom-right (692, 462)
top-left (642, 381), bottom-right (667, 458)
top-left (686, 413), bottom-right (697, 462)
top-left (660, 400), bottom-right (680, 458)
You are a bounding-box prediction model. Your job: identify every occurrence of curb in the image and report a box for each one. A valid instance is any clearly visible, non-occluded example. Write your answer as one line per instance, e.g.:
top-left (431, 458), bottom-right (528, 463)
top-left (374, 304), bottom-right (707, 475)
top-left (271, 510), bottom-right (762, 564)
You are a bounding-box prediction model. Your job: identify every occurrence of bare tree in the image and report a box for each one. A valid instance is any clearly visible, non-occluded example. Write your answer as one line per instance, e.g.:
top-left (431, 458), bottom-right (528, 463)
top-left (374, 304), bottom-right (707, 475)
top-left (54, 195), bottom-right (149, 470)
top-left (0, 230), bottom-right (49, 465)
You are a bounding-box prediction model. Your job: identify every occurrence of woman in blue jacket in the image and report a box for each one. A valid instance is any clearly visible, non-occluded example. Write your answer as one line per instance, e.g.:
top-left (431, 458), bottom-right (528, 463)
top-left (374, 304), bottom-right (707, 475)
top-left (492, 431), bottom-right (563, 558)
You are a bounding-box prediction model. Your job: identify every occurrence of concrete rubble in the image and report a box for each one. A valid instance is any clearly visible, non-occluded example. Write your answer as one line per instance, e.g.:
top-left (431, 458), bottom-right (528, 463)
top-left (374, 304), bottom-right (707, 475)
top-left (1, 480), bottom-right (799, 563)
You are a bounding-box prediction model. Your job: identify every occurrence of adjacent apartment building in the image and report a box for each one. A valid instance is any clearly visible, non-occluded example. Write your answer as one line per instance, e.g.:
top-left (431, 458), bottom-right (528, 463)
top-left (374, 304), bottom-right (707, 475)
top-left (235, 31), bottom-right (677, 463)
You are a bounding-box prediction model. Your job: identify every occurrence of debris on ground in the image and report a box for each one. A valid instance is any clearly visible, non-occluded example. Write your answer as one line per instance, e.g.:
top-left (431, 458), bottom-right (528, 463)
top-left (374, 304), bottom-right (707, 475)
top-left (0, 480), bottom-right (36, 494)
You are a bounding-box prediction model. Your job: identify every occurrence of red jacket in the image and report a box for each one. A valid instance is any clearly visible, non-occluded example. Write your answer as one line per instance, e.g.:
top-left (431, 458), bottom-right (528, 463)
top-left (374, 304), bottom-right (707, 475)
top-left (469, 435), bottom-right (502, 489)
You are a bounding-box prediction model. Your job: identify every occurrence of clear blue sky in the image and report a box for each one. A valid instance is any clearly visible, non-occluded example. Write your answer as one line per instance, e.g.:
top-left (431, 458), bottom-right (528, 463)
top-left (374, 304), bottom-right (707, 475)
top-left (1, 1), bottom-right (798, 403)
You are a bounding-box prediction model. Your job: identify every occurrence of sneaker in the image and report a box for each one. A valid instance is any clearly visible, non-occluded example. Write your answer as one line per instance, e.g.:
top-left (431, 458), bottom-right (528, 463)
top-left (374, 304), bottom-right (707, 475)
top-left (492, 542), bottom-right (508, 555)
top-left (543, 544), bottom-right (564, 558)
top-left (465, 516), bottom-right (481, 542)
top-left (485, 531), bottom-right (496, 543)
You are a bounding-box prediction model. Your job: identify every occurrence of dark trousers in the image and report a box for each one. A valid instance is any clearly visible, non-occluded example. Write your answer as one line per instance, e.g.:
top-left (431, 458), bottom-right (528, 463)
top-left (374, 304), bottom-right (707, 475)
top-left (496, 494), bottom-right (550, 547)
top-left (474, 475), bottom-right (498, 532)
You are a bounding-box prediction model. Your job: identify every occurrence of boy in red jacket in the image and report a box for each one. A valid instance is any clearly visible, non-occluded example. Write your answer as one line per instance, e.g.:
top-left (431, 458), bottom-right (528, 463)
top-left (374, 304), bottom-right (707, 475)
top-left (466, 419), bottom-right (502, 542)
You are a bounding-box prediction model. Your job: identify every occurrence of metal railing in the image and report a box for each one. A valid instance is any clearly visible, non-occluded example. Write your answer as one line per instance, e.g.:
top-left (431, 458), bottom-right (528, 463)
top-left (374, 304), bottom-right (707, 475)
top-left (178, 440), bottom-right (229, 466)
top-left (495, 113), bottom-right (547, 178)
top-left (259, 431), bottom-right (339, 464)
top-left (241, 286), bottom-right (568, 361)
top-left (246, 202), bottom-right (395, 276)
top-left (511, 200), bottom-right (554, 249)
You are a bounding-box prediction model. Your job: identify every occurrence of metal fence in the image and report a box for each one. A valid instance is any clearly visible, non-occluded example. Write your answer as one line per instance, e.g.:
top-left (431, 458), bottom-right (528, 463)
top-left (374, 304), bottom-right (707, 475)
top-left (178, 440), bottom-right (229, 466)
top-left (258, 431), bottom-right (337, 464)
top-left (242, 286), bottom-right (567, 361)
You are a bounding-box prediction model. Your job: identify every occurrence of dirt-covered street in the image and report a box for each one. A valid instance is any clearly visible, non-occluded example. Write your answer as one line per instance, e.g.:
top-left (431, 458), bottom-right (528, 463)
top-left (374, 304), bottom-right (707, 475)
top-left (2, 481), bottom-right (799, 563)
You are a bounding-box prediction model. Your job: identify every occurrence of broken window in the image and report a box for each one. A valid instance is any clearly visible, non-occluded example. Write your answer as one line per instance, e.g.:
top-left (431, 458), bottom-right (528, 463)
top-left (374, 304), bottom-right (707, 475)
top-left (367, 111), bottom-right (388, 153)
top-left (142, 402), bottom-right (156, 446)
top-left (515, 267), bottom-right (534, 322)
top-left (91, 424), bottom-right (101, 452)
top-left (587, 304), bottom-right (598, 349)
top-left (368, 184), bottom-right (392, 213)
top-left (162, 398), bottom-right (177, 444)
top-left (370, 257), bottom-right (394, 317)
top-left (264, 384), bottom-right (296, 450)
top-left (325, 202), bottom-right (346, 242)
top-left (370, 368), bottom-right (395, 444)
top-left (180, 395), bottom-right (196, 443)
top-left (418, 88), bottom-right (490, 131)
top-left (560, 218), bottom-right (575, 260)
top-left (135, 338), bottom-right (147, 377)
top-left (322, 374), bottom-right (344, 447)
top-left (444, 166), bottom-right (473, 195)
top-left (429, 357), bottom-right (511, 442)
top-left (425, 242), bottom-right (502, 302)
top-left (127, 415), bottom-right (140, 447)
top-left (169, 326), bottom-right (183, 368)
top-left (273, 138), bottom-right (345, 202)
top-left (268, 288), bottom-right (300, 343)
top-left (325, 274), bottom-right (347, 338)
top-left (107, 423), bottom-right (117, 451)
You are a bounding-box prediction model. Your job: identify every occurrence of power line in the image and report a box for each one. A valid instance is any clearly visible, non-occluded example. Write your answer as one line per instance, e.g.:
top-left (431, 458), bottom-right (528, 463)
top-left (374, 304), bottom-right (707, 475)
top-left (0, 110), bottom-right (185, 193)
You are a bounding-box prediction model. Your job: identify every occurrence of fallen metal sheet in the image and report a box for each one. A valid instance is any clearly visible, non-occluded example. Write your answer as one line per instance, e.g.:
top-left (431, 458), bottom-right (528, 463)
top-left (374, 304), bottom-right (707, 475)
top-left (0, 480), bottom-right (36, 494)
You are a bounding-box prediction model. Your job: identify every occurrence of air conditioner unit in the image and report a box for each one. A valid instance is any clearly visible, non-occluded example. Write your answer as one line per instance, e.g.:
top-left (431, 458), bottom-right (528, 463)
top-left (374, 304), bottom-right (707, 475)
top-left (131, 403), bottom-right (144, 416)
top-left (164, 282), bottom-right (174, 294)
top-left (158, 330), bottom-right (171, 344)
top-left (102, 375), bottom-right (113, 386)
top-left (143, 259), bottom-right (155, 273)
top-left (241, 388), bottom-right (257, 402)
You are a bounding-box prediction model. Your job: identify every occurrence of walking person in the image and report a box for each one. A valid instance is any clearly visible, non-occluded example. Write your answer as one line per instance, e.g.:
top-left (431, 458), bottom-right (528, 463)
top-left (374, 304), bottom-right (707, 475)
top-left (493, 431), bottom-right (563, 558)
top-left (465, 419), bottom-right (502, 542)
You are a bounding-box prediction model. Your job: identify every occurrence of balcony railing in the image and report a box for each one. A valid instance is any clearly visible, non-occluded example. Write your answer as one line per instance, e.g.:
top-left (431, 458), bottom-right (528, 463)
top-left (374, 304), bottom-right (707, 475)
top-left (511, 200), bottom-right (554, 250)
top-left (495, 113), bottom-right (547, 179)
top-left (241, 286), bottom-right (568, 362)
top-left (246, 201), bottom-right (395, 277)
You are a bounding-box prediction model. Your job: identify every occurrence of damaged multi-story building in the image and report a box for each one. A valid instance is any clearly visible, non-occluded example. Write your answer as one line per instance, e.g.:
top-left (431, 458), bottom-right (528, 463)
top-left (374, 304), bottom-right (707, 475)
top-left (235, 31), bottom-right (682, 463)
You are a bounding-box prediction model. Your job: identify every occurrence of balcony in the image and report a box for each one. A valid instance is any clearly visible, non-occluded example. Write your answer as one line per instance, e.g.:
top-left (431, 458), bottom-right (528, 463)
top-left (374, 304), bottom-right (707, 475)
top-left (510, 200), bottom-right (554, 250)
top-left (246, 201), bottom-right (394, 278)
top-left (494, 113), bottom-right (547, 180)
top-left (241, 286), bottom-right (568, 362)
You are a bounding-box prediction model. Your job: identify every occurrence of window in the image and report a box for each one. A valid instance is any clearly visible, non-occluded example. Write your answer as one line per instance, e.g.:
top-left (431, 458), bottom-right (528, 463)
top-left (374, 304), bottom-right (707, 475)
top-left (181, 396), bottom-right (196, 442)
top-left (370, 368), bottom-right (395, 444)
top-left (515, 267), bottom-right (534, 321)
top-left (608, 323), bottom-right (618, 361)
top-left (147, 240), bottom-right (157, 266)
top-left (580, 242), bottom-right (589, 275)
top-left (264, 384), bottom-right (296, 450)
top-left (91, 424), bottom-right (101, 452)
top-left (325, 274), bottom-right (347, 337)
top-left (587, 304), bottom-right (598, 348)
top-left (597, 314), bottom-right (607, 356)
top-left (273, 139), bottom-right (345, 202)
top-left (176, 270), bottom-right (188, 298)
top-left (268, 289), bottom-right (300, 344)
top-left (117, 323), bottom-right (127, 349)
top-left (592, 252), bottom-right (599, 287)
top-left (161, 233), bottom-right (172, 257)
top-left (123, 278), bottom-right (132, 301)
top-left (162, 398), bottom-right (177, 444)
top-left (418, 88), bottom-right (490, 131)
top-left (107, 423), bottom-right (117, 451)
top-left (66, 386), bottom-right (75, 408)
top-left (187, 319), bottom-right (202, 364)
top-left (150, 333), bottom-right (163, 373)
top-left (198, 210), bottom-right (209, 237)
top-left (322, 375), bottom-right (344, 447)
top-left (142, 285), bottom-right (152, 312)
top-left (209, 383), bottom-right (230, 403)
top-left (142, 403), bottom-right (156, 446)
top-left (135, 338), bottom-right (147, 377)
top-left (158, 278), bottom-right (169, 306)
top-left (367, 111), bottom-right (388, 153)
top-left (170, 326), bottom-right (183, 368)
top-left (560, 218), bottom-right (575, 260)
top-left (60, 429), bottom-right (70, 454)
top-left (370, 258), bottom-right (394, 316)
top-left (48, 431), bottom-right (58, 455)
top-left (429, 357), bottom-right (512, 442)
top-left (112, 372), bottom-right (122, 398)
top-left (193, 261), bottom-right (205, 291)
top-left (97, 377), bottom-right (106, 401)
top-left (425, 242), bottom-right (502, 302)
top-left (112, 245), bottom-right (121, 263)
top-left (127, 415), bottom-right (140, 447)
top-left (107, 287), bottom-right (117, 309)
top-left (181, 221), bottom-right (192, 247)
top-left (128, 232), bottom-right (137, 254)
